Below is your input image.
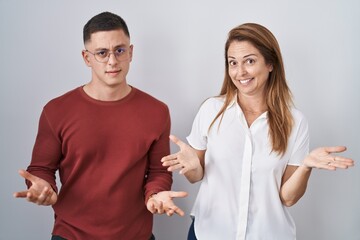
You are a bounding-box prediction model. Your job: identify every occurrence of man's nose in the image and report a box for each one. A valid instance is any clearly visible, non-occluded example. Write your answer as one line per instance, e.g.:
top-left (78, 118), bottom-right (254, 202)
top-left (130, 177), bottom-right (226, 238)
top-left (107, 52), bottom-right (118, 64)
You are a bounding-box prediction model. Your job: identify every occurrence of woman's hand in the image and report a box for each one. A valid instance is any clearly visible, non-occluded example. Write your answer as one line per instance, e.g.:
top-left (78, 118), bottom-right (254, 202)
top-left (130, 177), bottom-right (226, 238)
top-left (303, 146), bottom-right (354, 170)
top-left (161, 135), bottom-right (202, 175)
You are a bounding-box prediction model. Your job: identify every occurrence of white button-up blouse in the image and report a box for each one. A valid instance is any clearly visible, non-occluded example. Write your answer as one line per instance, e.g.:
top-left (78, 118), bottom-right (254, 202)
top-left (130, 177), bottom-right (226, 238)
top-left (187, 95), bottom-right (309, 240)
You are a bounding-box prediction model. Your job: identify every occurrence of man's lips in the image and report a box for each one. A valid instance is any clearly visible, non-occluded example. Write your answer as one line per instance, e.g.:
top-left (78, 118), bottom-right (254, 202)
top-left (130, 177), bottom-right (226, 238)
top-left (106, 69), bottom-right (121, 74)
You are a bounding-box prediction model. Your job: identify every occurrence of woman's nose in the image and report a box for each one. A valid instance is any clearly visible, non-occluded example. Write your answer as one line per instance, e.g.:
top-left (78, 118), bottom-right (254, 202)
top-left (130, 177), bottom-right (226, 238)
top-left (236, 65), bottom-right (247, 76)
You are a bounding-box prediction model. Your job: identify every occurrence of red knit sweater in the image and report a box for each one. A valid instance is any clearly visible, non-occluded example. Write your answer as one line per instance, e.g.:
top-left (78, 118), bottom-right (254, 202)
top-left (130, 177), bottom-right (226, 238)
top-left (27, 86), bottom-right (172, 239)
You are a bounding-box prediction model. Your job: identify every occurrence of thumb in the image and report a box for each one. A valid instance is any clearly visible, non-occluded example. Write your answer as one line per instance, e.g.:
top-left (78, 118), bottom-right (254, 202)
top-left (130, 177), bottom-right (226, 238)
top-left (169, 191), bottom-right (188, 198)
top-left (18, 169), bottom-right (38, 183)
top-left (169, 135), bottom-right (187, 149)
top-left (323, 146), bottom-right (347, 154)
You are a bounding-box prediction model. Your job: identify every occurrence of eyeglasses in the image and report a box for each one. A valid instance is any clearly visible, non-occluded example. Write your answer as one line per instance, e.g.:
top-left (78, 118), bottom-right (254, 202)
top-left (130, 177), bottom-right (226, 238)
top-left (85, 47), bottom-right (130, 63)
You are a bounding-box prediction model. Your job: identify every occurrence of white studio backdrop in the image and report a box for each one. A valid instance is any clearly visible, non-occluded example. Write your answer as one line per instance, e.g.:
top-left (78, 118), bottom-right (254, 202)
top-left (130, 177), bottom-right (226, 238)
top-left (1, 0), bottom-right (359, 239)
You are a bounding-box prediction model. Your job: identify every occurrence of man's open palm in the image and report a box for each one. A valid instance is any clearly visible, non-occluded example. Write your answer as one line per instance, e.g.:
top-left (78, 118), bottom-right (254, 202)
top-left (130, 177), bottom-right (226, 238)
top-left (14, 169), bottom-right (57, 206)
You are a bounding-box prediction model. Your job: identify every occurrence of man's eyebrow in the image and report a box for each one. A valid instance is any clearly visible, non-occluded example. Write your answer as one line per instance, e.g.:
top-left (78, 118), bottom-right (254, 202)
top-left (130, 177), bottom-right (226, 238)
top-left (94, 44), bottom-right (127, 51)
top-left (113, 44), bottom-right (127, 49)
top-left (94, 47), bottom-right (108, 51)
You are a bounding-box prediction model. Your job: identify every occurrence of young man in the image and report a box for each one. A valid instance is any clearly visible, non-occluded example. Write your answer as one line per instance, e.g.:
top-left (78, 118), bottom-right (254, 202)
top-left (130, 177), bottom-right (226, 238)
top-left (14, 12), bottom-right (187, 240)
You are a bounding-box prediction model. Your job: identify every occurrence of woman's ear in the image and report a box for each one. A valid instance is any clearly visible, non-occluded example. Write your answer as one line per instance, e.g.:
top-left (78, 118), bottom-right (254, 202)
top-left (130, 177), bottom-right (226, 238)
top-left (268, 64), bottom-right (273, 72)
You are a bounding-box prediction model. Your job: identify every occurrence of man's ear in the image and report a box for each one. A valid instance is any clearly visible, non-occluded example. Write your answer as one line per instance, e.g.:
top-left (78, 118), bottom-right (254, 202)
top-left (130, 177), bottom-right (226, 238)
top-left (129, 44), bottom-right (134, 62)
top-left (82, 50), bottom-right (91, 67)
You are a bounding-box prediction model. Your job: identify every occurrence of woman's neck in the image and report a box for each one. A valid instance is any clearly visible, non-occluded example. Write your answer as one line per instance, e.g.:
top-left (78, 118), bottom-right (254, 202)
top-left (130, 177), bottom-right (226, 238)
top-left (237, 93), bottom-right (267, 114)
top-left (237, 93), bottom-right (267, 126)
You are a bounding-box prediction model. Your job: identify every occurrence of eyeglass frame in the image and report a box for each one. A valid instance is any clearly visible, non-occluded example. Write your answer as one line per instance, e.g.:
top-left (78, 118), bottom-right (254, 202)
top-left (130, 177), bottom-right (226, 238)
top-left (84, 46), bottom-right (131, 63)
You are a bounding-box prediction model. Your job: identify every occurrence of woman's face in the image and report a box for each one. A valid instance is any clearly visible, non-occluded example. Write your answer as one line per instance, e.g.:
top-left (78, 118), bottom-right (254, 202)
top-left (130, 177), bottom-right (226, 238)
top-left (227, 40), bottom-right (273, 99)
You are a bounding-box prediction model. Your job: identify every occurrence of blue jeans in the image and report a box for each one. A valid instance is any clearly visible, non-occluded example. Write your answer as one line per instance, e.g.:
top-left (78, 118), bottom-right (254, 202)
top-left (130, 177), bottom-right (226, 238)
top-left (187, 218), bottom-right (197, 240)
top-left (52, 234), bottom-right (156, 239)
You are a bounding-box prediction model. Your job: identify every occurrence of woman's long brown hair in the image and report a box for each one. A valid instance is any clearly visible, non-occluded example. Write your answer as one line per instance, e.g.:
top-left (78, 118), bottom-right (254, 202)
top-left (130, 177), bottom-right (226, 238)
top-left (209, 23), bottom-right (293, 156)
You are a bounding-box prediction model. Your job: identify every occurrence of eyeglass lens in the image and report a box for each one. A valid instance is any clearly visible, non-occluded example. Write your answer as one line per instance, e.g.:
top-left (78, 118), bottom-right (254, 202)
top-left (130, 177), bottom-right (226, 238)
top-left (93, 48), bottom-right (129, 62)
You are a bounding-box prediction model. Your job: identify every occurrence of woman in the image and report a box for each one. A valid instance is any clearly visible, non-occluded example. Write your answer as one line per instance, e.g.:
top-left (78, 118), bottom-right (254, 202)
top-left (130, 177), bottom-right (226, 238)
top-left (161, 23), bottom-right (354, 240)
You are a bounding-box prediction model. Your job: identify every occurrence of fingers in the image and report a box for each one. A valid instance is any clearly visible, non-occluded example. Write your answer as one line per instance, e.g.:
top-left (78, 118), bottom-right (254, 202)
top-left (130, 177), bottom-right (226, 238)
top-left (333, 156), bottom-right (354, 165)
top-left (14, 186), bottom-right (57, 205)
top-left (165, 208), bottom-right (175, 216)
top-left (318, 156), bottom-right (354, 171)
top-left (307, 146), bottom-right (354, 171)
top-left (26, 187), bottom-right (50, 205)
top-left (162, 153), bottom-right (196, 174)
top-left (164, 163), bottom-right (191, 175)
top-left (155, 201), bottom-right (165, 214)
top-left (173, 206), bottom-right (185, 217)
top-left (328, 156), bottom-right (354, 169)
top-left (163, 201), bottom-right (186, 217)
top-left (161, 155), bottom-right (179, 165)
top-left (164, 191), bottom-right (187, 216)
top-left (165, 205), bottom-right (185, 217)
top-left (36, 187), bottom-right (56, 206)
top-left (13, 190), bottom-right (28, 198)
top-left (324, 147), bottom-right (354, 169)
top-left (320, 163), bottom-right (337, 171)
top-left (161, 153), bottom-right (186, 172)
top-left (147, 201), bottom-right (157, 214)
top-left (315, 155), bottom-right (339, 170)
top-left (163, 162), bottom-right (192, 175)
top-left (148, 191), bottom-right (188, 217)
top-left (167, 163), bottom-right (185, 172)
top-left (169, 191), bottom-right (188, 198)
top-left (147, 199), bottom-right (164, 215)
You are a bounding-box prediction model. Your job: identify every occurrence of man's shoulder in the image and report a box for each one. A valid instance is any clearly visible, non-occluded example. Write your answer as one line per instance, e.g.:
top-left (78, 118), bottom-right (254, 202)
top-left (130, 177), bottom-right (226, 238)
top-left (132, 87), bottom-right (168, 110)
top-left (44, 87), bottom-right (81, 109)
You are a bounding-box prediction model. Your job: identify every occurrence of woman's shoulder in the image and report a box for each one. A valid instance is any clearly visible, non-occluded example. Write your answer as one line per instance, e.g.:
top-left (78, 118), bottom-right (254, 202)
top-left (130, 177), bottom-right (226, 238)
top-left (200, 95), bottom-right (226, 110)
top-left (290, 107), bottom-right (307, 121)
top-left (290, 107), bottom-right (309, 131)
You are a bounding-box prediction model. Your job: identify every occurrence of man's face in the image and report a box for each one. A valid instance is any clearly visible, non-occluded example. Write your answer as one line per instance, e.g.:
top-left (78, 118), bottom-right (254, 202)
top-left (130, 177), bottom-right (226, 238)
top-left (82, 29), bottom-right (133, 88)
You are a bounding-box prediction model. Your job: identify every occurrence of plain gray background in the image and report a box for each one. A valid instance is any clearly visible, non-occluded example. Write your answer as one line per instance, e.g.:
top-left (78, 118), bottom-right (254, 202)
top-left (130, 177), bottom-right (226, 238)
top-left (1, 0), bottom-right (359, 239)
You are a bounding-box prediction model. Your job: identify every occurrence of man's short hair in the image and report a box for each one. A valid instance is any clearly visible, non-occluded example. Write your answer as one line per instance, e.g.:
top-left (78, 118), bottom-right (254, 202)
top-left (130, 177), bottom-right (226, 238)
top-left (83, 11), bottom-right (130, 44)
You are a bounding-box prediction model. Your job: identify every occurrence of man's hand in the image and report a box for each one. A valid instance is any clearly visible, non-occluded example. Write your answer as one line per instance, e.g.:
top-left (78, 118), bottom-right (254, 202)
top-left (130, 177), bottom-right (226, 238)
top-left (146, 191), bottom-right (188, 216)
top-left (13, 169), bottom-right (57, 206)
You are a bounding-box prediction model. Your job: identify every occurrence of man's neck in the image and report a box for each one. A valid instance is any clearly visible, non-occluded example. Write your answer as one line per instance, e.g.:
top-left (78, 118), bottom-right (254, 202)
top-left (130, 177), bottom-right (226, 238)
top-left (83, 82), bottom-right (132, 101)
